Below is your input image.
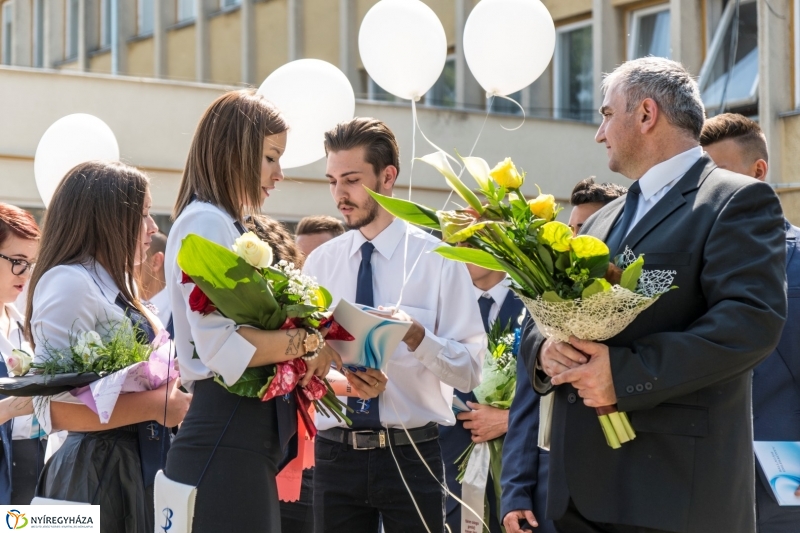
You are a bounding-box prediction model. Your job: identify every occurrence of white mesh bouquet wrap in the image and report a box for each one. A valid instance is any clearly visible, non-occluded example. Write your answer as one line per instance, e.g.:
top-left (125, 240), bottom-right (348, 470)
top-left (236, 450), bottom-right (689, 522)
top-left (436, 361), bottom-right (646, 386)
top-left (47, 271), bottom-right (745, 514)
top-left (521, 249), bottom-right (676, 343)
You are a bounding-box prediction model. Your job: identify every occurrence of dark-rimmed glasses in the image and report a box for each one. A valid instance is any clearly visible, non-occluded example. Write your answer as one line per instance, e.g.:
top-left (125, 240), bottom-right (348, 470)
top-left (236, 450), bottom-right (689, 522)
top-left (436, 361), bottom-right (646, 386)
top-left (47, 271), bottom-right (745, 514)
top-left (0, 253), bottom-right (34, 276)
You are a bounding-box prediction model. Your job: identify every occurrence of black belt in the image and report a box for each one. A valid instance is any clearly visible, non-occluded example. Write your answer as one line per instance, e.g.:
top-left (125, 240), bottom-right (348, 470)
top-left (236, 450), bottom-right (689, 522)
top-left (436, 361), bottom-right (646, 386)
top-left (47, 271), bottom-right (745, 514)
top-left (318, 422), bottom-right (439, 450)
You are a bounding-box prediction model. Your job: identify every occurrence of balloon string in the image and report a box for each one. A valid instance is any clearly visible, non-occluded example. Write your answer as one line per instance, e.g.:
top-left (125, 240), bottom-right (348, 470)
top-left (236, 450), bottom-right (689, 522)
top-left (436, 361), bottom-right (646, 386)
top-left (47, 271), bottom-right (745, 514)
top-left (395, 100), bottom-right (419, 309)
top-left (491, 93), bottom-right (526, 131)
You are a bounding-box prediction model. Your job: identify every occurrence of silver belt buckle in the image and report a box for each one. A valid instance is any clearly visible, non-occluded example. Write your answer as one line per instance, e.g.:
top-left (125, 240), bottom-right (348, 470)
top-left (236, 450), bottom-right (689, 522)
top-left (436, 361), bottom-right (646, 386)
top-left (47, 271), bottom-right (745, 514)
top-left (350, 430), bottom-right (387, 450)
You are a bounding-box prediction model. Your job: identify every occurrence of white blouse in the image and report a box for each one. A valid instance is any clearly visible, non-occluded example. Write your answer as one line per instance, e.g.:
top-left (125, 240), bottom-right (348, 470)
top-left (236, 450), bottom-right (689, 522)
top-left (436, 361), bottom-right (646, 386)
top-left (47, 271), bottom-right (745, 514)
top-left (30, 261), bottom-right (163, 433)
top-left (165, 201), bottom-right (256, 391)
top-left (0, 304), bottom-right (40, 440)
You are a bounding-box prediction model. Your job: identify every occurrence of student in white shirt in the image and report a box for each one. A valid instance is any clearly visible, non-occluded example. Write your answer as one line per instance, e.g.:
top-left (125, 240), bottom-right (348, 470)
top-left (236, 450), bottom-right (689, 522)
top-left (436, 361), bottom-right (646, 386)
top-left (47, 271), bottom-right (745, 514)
top-left (0, 203), bottom-right (46, 504)
top-left (23, 161), bottom-right (191, 533)
top-left (139, 232), bottom-right (171, 327)
top-left (162, 90), bottom-right (342, 533)
top-left (304, 118), bottom-right (485, 533)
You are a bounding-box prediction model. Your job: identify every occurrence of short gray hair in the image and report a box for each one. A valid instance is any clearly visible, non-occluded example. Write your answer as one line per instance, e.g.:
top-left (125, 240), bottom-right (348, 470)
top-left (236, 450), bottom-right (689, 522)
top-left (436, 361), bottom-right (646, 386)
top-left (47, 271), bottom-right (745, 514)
top-left (602, 57), bottom-right (706, 140)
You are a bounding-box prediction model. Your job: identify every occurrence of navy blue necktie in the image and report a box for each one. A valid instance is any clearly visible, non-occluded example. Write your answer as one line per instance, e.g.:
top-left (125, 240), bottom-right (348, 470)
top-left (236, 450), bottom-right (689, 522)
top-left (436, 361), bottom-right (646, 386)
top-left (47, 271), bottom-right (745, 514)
top-left (605, 180), bottom-right (642, 256)
top-left (348, 241), bottom-right (382, 428)
top-left (478, 295), bottom-right (494, 333)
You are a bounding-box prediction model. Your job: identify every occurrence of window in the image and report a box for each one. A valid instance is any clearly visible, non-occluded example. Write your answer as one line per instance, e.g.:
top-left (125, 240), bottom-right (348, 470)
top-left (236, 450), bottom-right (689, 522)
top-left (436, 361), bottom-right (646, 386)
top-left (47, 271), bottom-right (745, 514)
top-left (221, 0), bottom-right (242, 8)
top-left (138, 0), bottom-right (154, 35)
top-left (426, 56), bottom-right (456, 108)
top-left (554, 20), bottom-right (593, 121)
top-left (492, 90), bottom-right (523, 115)
top-left (33, 0), bottom-right (44, 67)
top-left (66, 0), bottom-right (80, 60)
top-left (628, 4), bottom-right (670, 59)
top-left (100, 0), bottom-right (111, 48)
top-left (1, 1), bottom-right (12, 65)
top-left (698, 0), bottom-right (758, 114)
top-left (177, 0), bottom-right (196, 22)
top-left (367, 76), bottom-right (397, 103)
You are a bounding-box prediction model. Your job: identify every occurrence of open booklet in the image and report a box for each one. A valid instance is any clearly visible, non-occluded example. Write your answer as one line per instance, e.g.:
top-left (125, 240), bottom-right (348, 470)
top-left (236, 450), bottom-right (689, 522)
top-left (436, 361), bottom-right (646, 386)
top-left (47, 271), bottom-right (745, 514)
top-left (754, 441), bottom-right (800, 506)
top-left (325, 299), bottom-right (411, 370)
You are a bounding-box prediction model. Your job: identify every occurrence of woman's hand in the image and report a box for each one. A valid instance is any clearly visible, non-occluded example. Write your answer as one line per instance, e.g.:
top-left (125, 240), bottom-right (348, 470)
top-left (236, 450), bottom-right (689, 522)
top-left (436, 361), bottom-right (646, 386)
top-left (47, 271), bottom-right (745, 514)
top-left (300, 344), bottom-right (342, 387)
top-left (345, 368), bottom-right (388, 400)
top-left (160, 378), bottom-right (192, 427)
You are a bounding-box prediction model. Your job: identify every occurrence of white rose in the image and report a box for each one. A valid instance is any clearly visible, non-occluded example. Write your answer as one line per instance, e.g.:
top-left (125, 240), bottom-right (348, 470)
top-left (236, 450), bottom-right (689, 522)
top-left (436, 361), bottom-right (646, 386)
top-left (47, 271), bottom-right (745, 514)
top-left (6, 349), bottom-right (33, 377)
top-left (82, 330), bottom-right (104, 348)
top-left (231, 232), bottom-right (274, 269)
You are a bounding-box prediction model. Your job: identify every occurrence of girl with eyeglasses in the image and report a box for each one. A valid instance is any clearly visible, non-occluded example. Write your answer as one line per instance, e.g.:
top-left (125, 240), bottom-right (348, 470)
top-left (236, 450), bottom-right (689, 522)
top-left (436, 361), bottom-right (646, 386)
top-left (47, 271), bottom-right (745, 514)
top-left (0, 203), bottom-right (46, 505)
top-left (22, 162), bottom-right (192, 532)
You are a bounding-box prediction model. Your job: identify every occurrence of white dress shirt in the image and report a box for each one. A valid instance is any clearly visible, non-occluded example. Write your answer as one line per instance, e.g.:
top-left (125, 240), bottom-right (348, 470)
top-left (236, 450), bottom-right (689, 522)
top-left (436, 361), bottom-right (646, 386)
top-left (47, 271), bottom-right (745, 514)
top-left (473, 279), bottom-right (511, 326)
top-left (0, 304), bottom-right (38, 439)
top-left (165, 201), bottom-right (256, 391)
top-left (30, 261), bottom-right (164, 433)
top-left (625, 146), bottom-right (704, 238)
top-left (146, 288), bottom-right (171, 328)
top-left (303, 218), bottom-right (486, 430)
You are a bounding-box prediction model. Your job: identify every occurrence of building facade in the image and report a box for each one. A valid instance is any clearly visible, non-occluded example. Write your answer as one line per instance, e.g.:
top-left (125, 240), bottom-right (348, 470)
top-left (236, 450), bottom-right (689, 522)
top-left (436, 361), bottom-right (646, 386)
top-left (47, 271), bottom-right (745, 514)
top-left (1, 0), bottom-right (799, 224)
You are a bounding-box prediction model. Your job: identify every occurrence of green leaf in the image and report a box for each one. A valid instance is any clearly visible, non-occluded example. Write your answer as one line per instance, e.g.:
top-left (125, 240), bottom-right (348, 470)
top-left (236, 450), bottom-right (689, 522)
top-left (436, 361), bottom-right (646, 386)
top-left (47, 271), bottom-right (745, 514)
top-left (284, 304), bottom-right (320, 317)
top-left (536, 244), bottom-right (554, 274)
top-left (620, 255), bottom-right (645, 291)
top-left (555, 252), bottom-right (572, 272)
top-left (433, 246), bottom-right (506, 272)
top-left (538, 221), bottom-right (572, 252)
top-left (582, 278), bottom-right (612, 299)
top-left (542, 291), bottom-right (568, 303)
top-left (215, 366), bottom-right (275, 398)
top-left (178, 234), bottom-right (286, 330)
top-left (419, 152), bottom-right (485, 214)
top-left (366, 189), bottom-right (441, 230)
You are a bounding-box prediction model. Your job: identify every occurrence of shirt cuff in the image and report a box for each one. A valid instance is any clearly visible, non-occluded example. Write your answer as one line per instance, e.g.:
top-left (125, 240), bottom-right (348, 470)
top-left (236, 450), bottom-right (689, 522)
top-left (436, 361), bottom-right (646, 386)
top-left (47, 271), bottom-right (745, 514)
top-left (210, 327), bottom-right (257, 387)
top-left (408, 329), bottom-right (445, 366)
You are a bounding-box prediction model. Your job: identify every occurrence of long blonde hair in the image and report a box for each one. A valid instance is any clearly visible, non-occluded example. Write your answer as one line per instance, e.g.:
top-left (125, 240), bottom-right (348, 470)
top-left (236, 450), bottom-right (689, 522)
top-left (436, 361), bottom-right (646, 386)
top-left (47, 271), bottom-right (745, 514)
top-left (26, 161), bottom-right (151, 345)
top-left (174, 89), bottom-right (288, 221)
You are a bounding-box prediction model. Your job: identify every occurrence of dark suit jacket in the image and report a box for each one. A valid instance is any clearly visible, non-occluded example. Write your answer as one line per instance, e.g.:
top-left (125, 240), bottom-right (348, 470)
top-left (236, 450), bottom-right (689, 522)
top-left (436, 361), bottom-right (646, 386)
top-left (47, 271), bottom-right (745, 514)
top-left (753, 222), bottom-right (800, 529)
top-left (522, 156), bottom-right (787, 533)
top-left (500, 324), bottom-right (555, 533)
top-left (441, 291), bottom-right (524, 533)
top-left (0, 361), bottom-right (12, 504)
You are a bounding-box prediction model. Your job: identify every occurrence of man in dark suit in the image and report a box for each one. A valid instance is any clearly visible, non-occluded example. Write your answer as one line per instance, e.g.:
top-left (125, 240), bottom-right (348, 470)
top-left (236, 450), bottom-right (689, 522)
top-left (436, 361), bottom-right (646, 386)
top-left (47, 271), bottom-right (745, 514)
top-left (522, 57), bottom-right (787, 533)
top-left (441, 263), bottom-right (525, 533)
top-left (700, 113), bottom-right (800, 533)
top-left (501, 179), bottom-right (625, 533)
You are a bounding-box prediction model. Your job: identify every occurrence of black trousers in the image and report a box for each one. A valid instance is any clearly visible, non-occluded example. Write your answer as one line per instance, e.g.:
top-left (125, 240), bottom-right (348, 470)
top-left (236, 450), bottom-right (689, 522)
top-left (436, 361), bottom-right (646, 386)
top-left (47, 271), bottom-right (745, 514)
top-left (313, 436), bottom-right (445, 533)
top-left (11, 439), bottom-right (45, 505)
top-left (279, 467), bottom-right (314, 533)
top-left (555, 499), bottom-right (674, 533)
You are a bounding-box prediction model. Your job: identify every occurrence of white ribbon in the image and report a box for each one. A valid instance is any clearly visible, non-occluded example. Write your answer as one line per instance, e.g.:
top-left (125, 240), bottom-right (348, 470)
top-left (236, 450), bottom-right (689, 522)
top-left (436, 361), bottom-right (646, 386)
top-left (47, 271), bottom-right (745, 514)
top-left (538, 392), bottom-right (553, 451)
top-left (460, 442), bottom-right (490, 533)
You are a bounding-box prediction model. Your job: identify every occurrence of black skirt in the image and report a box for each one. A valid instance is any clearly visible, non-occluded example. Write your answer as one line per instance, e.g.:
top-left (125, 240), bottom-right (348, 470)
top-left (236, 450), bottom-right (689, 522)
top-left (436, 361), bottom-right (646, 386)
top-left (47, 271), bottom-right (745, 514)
top-left (10, 438), bottom-right (45, 505)
top-left (37, 427), bottom-right (152, 533)
top-left (164, 378), bottom-right (283, 532)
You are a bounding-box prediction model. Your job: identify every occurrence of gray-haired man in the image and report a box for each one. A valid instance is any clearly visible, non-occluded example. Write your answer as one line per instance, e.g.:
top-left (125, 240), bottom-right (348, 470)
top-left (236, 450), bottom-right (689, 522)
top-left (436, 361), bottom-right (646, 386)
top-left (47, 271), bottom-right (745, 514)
top-left (522, 57), bottom-right (787, 532)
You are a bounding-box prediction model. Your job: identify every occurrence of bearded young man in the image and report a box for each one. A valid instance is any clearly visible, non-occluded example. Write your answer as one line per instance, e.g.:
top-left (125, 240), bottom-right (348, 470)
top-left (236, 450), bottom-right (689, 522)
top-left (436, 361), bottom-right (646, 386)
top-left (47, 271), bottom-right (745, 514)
top-left (302, 117), bottom-right (485, 533)
top-left (523, 58), bottom-right (787, 533)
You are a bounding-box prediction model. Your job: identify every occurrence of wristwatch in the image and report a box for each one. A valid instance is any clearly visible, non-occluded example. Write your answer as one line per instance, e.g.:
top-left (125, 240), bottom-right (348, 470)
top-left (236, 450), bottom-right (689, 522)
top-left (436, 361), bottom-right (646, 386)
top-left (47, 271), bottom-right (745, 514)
top-left (302, 328), bottom-right (324, 361)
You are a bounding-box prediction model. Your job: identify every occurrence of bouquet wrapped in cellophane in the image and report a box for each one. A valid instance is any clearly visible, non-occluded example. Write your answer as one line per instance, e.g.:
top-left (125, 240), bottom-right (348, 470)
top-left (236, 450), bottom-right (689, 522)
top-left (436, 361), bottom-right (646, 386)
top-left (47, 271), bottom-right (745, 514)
top-left (369, 151), bottom-right (676, 449)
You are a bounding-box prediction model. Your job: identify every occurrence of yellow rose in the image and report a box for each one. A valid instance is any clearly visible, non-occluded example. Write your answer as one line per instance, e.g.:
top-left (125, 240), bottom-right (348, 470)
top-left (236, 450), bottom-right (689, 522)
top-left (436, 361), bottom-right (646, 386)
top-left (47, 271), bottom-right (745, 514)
top-left (232, 232), bottom-right (274, 269)
top-left (528, 194), bottom-right (556, 220)
top-left (489, 157), bottom-right (524, 189)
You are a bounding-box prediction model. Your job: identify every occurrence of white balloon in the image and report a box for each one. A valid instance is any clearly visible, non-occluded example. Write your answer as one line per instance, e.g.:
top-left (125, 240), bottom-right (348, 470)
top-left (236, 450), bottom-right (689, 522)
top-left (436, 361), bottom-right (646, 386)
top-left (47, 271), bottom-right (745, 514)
top-left (34, 114), bottom-right (119, 207)
top-left (359, 0), bottom-right (447, 101)
top-left (258, 59), bottom-right (355, 169)
top-left (464, 0), bottom-right (556, 96)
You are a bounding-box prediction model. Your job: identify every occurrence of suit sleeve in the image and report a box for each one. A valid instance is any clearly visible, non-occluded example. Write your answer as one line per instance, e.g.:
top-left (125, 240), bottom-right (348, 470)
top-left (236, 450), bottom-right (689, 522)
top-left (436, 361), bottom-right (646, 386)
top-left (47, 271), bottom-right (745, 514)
top-left (612, 181), bottom-right (787, 412)
top-left (500, 353), bottom-right (542, 518)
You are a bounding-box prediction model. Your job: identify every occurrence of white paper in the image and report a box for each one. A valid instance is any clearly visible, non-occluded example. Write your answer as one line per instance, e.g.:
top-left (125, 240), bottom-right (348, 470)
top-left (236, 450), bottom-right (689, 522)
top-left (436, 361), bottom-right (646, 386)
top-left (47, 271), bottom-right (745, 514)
top-left (452, 395), bottom-right (471, 414)
top-left (461, 442), bottom-right (490, 533)
top-left (326, 300), bottom-right (411, 369)
top-left (754, 441), bottom-right (800, 506)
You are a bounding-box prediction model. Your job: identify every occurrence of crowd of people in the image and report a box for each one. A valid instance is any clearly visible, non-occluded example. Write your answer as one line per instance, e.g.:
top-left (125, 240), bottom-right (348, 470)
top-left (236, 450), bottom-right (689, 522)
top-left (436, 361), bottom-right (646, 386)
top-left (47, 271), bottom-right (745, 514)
top-left (0, 56), bottom-right (795, 533)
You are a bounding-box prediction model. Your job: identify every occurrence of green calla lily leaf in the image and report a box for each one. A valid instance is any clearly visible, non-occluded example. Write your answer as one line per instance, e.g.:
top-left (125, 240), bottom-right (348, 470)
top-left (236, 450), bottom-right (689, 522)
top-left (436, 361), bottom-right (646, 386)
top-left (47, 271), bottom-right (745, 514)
top-left (433, 246), bottom-right (506, 272)
top-left (419, 152), bottom-right (485, 214)
top-left (620, 254), bottom-right (645, 292)
top-left (582, 278), bottom-right (612, 299)
top-left (366, 189), bottom-right (441, 230)
top-left (537, 244), bottom-right (554, 275)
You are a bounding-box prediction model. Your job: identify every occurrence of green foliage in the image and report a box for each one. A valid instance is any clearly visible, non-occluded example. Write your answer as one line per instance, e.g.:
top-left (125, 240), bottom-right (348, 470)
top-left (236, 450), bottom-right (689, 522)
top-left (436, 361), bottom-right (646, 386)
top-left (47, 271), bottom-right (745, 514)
top-left (214, 366), bottom-right (275, 398)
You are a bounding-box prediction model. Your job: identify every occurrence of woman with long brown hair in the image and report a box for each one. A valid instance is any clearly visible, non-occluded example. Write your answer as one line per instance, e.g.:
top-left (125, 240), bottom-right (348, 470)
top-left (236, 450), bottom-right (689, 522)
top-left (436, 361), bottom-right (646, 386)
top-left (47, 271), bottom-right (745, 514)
top-left (26, 161), bottom-right (191, 532)
top-left (163, 89), bottom-right (340, 532)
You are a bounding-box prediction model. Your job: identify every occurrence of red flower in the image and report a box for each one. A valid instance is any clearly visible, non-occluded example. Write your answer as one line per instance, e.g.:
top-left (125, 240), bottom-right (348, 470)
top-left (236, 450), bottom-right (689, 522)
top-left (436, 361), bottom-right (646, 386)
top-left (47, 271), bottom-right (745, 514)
top-left (302, 376), bottom-right (327, 401)
top-left (262, 359), bottom-right (307, 402)
top-left (188, 286), bottom-right (217, 315)
top-left (181, 271), bottom-right (193, 284)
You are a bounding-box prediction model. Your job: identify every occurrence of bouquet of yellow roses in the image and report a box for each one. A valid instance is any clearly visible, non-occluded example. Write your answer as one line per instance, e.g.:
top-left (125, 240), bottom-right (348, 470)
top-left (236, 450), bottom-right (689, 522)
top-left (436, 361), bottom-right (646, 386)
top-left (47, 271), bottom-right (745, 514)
top-left (369, 151), bottom-right (675, 449)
